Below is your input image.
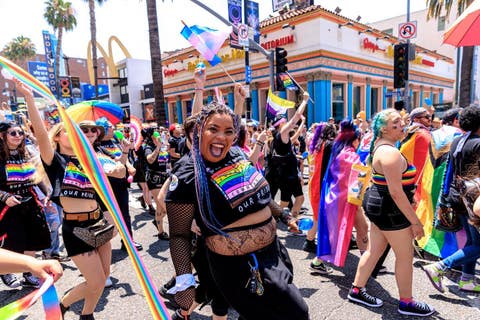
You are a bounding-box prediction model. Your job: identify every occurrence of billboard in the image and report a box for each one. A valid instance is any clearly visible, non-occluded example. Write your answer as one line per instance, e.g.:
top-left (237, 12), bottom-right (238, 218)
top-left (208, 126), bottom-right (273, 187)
top-left (27, 61), bottom-right (49, 98)
top-left (245, 0), bottom-right (260, 52)
top-left (42, 30), bottom-right (58, 97)
top-left (272, 0), bottom-right (293, 12)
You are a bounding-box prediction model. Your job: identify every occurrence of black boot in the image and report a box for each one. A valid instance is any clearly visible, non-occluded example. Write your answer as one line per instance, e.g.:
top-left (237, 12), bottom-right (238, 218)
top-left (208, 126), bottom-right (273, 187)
top-left (148, 204), bottom-right (156, 216)
top-left (60, 302), bottom-right (70, 319)
top-left (79, 314), bottom-right (95, 320)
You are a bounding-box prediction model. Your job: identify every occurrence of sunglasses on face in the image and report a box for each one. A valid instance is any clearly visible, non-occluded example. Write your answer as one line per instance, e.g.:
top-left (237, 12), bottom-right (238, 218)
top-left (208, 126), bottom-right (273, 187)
top-left (7, 130), bottom-right (25, 137)
top-left (81, 127), bottom-right (98, 134)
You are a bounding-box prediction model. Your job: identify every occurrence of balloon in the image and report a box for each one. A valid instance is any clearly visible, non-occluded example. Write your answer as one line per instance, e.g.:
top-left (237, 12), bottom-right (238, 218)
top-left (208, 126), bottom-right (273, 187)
top-left (127, 175), bottom-right (134, 183)
top-left (153, 131), bottom-right (160, 138)
top-left (297, 217), bottom-right (314, 231)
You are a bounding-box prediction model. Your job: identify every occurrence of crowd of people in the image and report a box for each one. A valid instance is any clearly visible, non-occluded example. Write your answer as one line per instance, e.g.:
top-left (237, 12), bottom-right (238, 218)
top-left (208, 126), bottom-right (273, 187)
top-left (1, 66), bottom-right (480, 320)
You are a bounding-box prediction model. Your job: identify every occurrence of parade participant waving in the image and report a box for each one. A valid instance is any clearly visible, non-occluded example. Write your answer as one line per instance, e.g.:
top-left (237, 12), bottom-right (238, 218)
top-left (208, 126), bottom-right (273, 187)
top-left (0, 120), bottom-right (51, 289)
top-left (20, 82), bottom-right (125, 320)
top-left (165, 100), bottom-right (308, 320)
top-left (348, 109), bottom-right (434, 317)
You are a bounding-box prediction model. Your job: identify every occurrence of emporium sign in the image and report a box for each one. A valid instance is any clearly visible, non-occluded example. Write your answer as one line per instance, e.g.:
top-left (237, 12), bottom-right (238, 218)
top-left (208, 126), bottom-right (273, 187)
top-left (261, 34), bottom-right (295, 50)
top-left (361, 36), bottom-right (435, 68)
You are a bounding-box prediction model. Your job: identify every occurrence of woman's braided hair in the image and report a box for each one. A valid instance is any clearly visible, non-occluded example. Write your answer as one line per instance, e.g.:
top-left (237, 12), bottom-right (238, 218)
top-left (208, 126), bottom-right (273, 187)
top-left (367, 108), bottom-right (398, 164)
top-left (191, 102), bottom-right (240, 236)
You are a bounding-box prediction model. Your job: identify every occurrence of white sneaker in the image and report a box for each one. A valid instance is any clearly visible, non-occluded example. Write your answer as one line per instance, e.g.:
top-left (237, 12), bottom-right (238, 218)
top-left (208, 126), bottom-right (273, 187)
top-left (105, 276), bottom-right (113, 288)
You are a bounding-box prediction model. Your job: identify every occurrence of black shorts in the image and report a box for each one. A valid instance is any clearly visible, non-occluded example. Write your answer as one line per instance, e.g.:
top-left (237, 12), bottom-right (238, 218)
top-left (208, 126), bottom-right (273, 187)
top-left (363, 185), bottom-right (412, 231)
top-left (145, 169), bottom-right (169, 190)
top-left (269, 175), bottom-right (304, 202)
top-left (62, 208), bottom-right (105, 257)
top-left (0, 199), bottom-right (51, 253)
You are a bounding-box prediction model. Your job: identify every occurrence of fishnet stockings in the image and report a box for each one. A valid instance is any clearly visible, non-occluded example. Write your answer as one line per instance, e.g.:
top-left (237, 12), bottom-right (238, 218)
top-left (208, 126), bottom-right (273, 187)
top-left (166, 202), bottom-right (196, 310)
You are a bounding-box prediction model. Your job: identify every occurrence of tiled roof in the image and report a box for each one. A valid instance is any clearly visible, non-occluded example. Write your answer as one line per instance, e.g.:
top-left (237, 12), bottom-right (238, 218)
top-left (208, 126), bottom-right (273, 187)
top-left (260, 5), bottom-right (320, 28)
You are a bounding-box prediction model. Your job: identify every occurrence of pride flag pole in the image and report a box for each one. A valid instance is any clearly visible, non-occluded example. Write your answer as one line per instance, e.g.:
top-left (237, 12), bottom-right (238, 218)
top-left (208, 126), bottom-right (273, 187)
top-left (285, 71), bottom-right (315, 104)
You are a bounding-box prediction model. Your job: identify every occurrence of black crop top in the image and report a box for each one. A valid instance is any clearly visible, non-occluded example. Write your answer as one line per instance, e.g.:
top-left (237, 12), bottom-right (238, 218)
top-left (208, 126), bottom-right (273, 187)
top-left (0, 154), bottom-right (36, 196)
top-left (165, 147), bottom-right (271, 237)
top-left (44, 152), bottom-right (97, 203)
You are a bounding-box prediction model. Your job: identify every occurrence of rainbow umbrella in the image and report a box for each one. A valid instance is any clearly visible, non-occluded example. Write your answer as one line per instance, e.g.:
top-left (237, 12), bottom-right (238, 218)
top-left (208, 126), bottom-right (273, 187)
top-left (66, 100), bottom-right (124, 124)
top-left (443, 0), bottom-right (480, 47)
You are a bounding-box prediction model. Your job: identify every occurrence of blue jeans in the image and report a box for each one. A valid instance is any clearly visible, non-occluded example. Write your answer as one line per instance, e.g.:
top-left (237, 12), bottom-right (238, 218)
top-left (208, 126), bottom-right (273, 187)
top-left (43, 203), bottom-right (63, 256)
top-left (442, 214), bottom-right (480, 275)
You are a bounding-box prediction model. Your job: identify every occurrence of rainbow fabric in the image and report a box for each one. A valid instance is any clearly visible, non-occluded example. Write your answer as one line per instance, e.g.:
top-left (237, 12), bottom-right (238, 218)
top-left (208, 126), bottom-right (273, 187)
top-left (308, 144), bottom-right (325, 220)
top-left (211, 160), bottom-right (268, 208)
top-left (180, 24), bottom-right (232, 66)
top-left (5, 162), bottom-right (35, 182)
top-left (416, 125), bottom-right (466, 258)
top-left (158, 151), bottom-right (170, 163)
top-left (278, 73), bottom-right (297, 90)
top-left (103, 146), bottom-right (122, 158)
top-left (0, 276), bottom-right (61, 320)
top-left (129, 116), bottom-right (143, 151)
top-left (0, 55), bottom-right (170, 320)
top-left (317, 146), bottom-right (360, 267)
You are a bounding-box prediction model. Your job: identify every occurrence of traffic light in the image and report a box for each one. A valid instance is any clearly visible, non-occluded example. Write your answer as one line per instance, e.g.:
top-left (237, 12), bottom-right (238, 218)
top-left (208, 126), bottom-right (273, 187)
top-left (393, 43), bottom-right (409, 89)
top-left (275, 47), bottom-right (288, 90)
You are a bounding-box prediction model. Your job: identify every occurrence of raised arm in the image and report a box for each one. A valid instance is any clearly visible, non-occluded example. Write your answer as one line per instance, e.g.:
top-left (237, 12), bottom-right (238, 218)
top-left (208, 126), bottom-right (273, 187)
top-left (233, 83), bottom-right (246, 116)
top-left (280, 91), bottom-right (309, 143)
top-left (15, 80), bottom-right (55, 165)
top-left (192, 63), bottom-right (207, 115)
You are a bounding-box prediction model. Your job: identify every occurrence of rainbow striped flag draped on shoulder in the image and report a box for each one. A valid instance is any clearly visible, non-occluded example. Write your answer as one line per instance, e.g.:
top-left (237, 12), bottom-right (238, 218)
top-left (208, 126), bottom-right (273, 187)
top-left (416, 125), bottom-right (466, 258)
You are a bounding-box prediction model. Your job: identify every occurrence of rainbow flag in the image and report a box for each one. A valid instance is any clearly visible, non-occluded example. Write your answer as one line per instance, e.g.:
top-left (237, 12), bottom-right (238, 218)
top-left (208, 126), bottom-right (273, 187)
top-left (0, 55), bottom-right (170, 320)
top-left (318, 146), bottom-right (360, 267)
top-left (265, 89), bottom-right (295, 120)
top-left (278, 73), bottom-right (297, 90)
top-left (416, 125), bottom-right (465, 258)
top-left (0, 276), bottom-right (61, 320)
top-left (180, 23), bottom-right (232, 67)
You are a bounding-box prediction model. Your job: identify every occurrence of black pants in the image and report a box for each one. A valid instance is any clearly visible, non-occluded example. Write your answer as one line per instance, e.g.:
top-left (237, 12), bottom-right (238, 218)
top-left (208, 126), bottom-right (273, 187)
top-left (206, 238), bottom-right (308, 320)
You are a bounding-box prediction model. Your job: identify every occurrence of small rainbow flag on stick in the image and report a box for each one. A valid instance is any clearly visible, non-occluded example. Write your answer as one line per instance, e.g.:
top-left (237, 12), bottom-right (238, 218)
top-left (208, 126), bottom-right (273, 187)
top-left (278, 73), bottom-right (297, 90)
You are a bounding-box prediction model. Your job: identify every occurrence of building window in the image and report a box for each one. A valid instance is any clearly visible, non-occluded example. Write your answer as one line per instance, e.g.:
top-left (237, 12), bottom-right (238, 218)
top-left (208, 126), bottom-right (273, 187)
top-left (332, 83), bottom-right (345, 121)
top-left (371, 87), bottom-right (379, 115)
top-left (438, 16), bottom-right (446, 31)
top-left (353, 85), bottom-right (362, 117)
top-left (382, 28), bottom-right (393, 35)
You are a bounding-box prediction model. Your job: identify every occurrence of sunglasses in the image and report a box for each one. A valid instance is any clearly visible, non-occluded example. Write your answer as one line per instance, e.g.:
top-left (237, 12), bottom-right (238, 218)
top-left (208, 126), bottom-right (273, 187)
top-left (419, 115), bottom-right (431, 120)
top-left (81, 127), bottom-right (98, 134)
top-left (7, 130), bottom-right (25, 137)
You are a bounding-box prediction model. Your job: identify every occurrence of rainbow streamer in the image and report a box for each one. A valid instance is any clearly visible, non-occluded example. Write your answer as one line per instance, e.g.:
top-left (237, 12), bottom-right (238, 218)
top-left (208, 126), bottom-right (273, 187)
top-left (0, 56), bottom-right (170, 320)
top-left (130, 115), bottom-right (143, 151)
top-left (0, 276), bottom-right (61, 320)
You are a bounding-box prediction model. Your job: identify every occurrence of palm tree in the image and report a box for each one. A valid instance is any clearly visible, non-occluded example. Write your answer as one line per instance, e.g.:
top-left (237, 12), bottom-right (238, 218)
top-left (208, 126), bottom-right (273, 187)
top-left (44, 0), bottom-right (77, 88)
top-left (146, 0), bottom-right (166, 125)
top-left (426, 0), bottom-right (474, 106)
top-left (2, 35), bottom-right (36, 66)
top-left (84, 0), bottom-right (106, 98)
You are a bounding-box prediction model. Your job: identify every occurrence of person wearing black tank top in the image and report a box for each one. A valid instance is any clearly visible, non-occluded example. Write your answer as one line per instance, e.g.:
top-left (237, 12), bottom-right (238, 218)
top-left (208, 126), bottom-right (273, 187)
top-left (347, 109), bottom-right (435, 317)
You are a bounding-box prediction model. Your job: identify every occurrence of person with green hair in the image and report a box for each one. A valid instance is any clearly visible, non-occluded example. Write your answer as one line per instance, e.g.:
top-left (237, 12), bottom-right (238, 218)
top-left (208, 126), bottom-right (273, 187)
top-left (347, 109), bottom-right (435, 317)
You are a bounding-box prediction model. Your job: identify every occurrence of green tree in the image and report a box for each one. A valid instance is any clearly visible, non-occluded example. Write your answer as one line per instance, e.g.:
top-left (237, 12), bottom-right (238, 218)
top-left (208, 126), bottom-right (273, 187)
top-left (84, 0), bottom-right (106, 98)
top-left (44, 0), bottom-right (77, 87)
top-left (426, 0), bottom-right (474, 106)
top-left (146, 0), bottom-right (166, 125)
top-left (2, 35), bottom-right (36, 65)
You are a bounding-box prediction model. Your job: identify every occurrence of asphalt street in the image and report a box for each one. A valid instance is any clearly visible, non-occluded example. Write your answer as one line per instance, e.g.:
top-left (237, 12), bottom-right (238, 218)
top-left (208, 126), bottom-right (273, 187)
top-left (1, 184), bottom-right (480, 320)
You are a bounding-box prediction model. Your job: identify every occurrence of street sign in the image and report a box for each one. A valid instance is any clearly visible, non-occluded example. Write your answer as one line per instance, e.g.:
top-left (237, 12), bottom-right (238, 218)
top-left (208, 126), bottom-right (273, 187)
top-left (245, 65), bottom-right (252, 83)
top-left (398, 21), bottom-right (417, 40)
top-left (238, 23), bottom-right (249, 47)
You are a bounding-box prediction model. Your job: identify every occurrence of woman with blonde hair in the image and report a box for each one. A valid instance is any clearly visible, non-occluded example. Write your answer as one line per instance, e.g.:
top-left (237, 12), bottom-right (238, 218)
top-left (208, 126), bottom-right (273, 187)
top-left (347, 109), bottom-right (434, 317)
top-left (19, 82), bottom-right (125, 320)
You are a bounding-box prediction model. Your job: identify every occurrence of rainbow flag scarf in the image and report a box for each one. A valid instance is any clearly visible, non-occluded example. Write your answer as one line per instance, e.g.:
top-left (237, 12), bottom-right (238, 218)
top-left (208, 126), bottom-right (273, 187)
top-left (416, 125), bottom-right (466, 258)
top-left (0, 55), bottom-right (170, 320)
top-left (180, 23), bottom-right (231, 66)
top-left (0, 276), bottom-right (61, 320)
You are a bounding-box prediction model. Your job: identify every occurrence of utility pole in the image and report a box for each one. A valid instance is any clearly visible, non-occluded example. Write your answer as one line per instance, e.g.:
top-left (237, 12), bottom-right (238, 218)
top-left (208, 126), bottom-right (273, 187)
top-left (244, 0), bottom-right (251, 119)
top-left (404, 0), bottom-right (411, 112)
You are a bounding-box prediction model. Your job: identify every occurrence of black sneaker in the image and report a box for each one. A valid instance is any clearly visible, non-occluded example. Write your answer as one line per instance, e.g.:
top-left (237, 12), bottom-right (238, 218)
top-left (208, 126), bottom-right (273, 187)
top-left (121, 241), bottom-right (143, 251)
top-left (1, 273), bottom-right (22, 288)
top-left (159, 278), bottom-right (179, 309)
top-left (22, 272), bottom-right (40, 288)
top-left (347, 287), bottom-right (383, 308)
top-left (137, 196), bottom-right (147, 209)
top-left (310, 261), bottom-right (333, 274)
top-left (302, 239), bottom-right (317, 253)
top-left (398, 300), bottom-right (435, 317)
